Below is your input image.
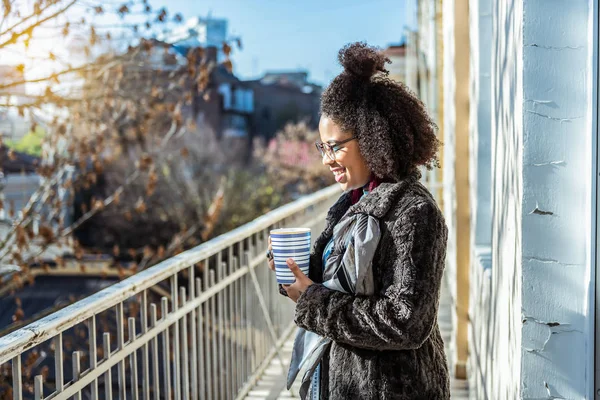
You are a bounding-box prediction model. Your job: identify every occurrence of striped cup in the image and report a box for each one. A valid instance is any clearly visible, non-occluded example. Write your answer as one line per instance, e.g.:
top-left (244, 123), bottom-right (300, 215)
top-left (270, 228), bottom-right (311, 284)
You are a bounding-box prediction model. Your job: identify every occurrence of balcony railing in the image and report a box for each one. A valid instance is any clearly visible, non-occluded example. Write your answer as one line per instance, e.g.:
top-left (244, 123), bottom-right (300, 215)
top-left (0, 184), bottom-right (341, 400)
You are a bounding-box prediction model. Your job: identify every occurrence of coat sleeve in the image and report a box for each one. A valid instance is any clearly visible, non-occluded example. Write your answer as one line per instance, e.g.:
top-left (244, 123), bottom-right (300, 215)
top-left (293, 201), bottom-right (448, 351)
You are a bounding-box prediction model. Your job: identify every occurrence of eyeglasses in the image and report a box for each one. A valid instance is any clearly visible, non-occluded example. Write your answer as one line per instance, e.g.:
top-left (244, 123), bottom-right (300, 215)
top-left (315, 137), bottom-right (356, 161)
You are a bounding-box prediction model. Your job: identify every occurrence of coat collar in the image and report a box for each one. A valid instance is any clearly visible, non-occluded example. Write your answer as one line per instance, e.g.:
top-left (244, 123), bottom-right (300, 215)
top-left (326, 171), bottom-right (421, 223)
top-left (311, 171), bottom-right (422, 283)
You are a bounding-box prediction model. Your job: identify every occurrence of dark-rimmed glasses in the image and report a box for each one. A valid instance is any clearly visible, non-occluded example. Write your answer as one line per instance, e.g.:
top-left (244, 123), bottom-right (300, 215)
top-left (315, 137), bottom-right (356, 161)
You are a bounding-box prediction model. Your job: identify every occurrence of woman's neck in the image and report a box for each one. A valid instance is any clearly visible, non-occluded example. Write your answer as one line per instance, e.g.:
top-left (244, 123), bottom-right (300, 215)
top-left (351, 175), bottom-right (383, 204)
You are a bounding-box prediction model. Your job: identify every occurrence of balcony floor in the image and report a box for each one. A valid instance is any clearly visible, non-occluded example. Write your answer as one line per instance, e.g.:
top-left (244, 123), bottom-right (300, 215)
top-left (245, 280), bottom-right (469, 400)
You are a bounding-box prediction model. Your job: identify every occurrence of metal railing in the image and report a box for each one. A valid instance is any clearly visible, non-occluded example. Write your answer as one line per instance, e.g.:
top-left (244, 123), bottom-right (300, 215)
top-left (0, 184), bottom-right (341, 400)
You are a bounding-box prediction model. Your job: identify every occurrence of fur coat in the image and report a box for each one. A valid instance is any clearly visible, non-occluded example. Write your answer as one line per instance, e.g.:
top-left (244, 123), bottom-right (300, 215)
top-left (293, 173), bottom-right (451, 399)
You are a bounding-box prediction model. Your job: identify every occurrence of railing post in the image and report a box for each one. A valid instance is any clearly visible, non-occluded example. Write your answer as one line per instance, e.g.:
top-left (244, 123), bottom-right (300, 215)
top-left (160, 297), bottom-right (172, 400)
top-left (171, 274), bottom-right (181, 400)
top-left (54, 333), bottom-right (63, 394)
top-left (209, 270), bottom-right (218, 398)
top-left (229, 255), bottom-right (238, 397)
top-left (238, 256), bottom-right (246, 387)
top-left (218, 261), bottom-right (226, 398)
top-left (205, 274), bottom-right (213, 400)
top-left (189, 265), bottom-right (199, 400)
top-left (195, 278), bottom-right (206, 400)
top-left (72, 351), bottom-right (81, 400)
top-left (116, 303), bottom-right (126, 400)
top-left (150, 304), bottom-right (161, 400)
top-left (180, 287), bottom-right (190, 400)
top-left (140, 290), bottom-right (150, 400)
top-left (34, 375), bottom-right (43, 400)
top-left (128, 317), bottom-right (139, 400)
top-left (88, 316), bottom-right (98, 400)
top-left (12, 355), bottom-right (22, 400)
top-left (103, 333), bottom-right (113, 400)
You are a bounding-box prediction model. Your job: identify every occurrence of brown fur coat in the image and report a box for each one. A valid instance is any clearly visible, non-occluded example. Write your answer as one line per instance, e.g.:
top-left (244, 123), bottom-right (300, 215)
top-left (294, 173), bottom-right (451, 399)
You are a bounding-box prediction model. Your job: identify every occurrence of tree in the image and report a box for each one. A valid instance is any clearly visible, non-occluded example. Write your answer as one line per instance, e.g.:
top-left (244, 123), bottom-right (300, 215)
top-left (0, 0), bottom-right (240, 282)
top-left (254, 120), bottom-right (335, 199)
top-left (5, 124), bottom-right (45, 156)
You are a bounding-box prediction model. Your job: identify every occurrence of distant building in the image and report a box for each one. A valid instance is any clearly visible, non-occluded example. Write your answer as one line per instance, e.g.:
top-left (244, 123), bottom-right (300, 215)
top-left (0, 109), bottom-right (29, 141)
top-left (0, 65), bottom-right (30, 140)
top-left (146, 23), bottom-right (323, 162)
top-left (158, 16), bottom-right (231, 63)
top-left (244, 71), bottom-right (322, 141)
top-left (383, 43), bottom-right (407, 83)
top-left (155, 17), bottom-right (254, 155)
top-left (195, 64), bottom-right (322, 162)
top-left (200, 47), bottom-right (254, 140)
top-left (191, 47), bottom-right (255, 164)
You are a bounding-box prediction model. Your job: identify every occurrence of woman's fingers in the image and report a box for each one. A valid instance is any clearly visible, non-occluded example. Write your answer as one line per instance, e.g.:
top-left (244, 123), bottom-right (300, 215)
top-left (267, 235), bottom-right (275, 271)
top-left (286, 258), bottom-right (305, 280)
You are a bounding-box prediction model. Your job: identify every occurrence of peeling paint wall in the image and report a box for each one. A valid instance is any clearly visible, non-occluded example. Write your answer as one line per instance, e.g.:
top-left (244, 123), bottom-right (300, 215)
top-left (520, 0), bottom-right (594, 398)
top-left (487, 0), bottom-right (595, 398)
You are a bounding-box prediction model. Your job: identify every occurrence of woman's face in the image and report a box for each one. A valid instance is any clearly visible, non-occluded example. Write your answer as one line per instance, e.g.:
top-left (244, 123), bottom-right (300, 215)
top-left (318, 115), bottom-right (371, 191)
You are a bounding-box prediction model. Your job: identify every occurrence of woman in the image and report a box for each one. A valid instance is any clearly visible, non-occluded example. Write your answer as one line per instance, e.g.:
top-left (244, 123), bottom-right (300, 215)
top-left (266, 42), bottom-right (450, 400)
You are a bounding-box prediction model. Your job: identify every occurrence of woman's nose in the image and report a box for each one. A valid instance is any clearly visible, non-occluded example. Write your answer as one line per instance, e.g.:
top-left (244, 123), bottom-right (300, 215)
top-left (322, 153), bottom-right (334, 166)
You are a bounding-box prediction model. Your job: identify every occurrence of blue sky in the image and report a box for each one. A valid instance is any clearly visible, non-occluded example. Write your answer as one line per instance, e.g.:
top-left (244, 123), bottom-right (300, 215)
top-left (151, 0), bottom-right (412, 86)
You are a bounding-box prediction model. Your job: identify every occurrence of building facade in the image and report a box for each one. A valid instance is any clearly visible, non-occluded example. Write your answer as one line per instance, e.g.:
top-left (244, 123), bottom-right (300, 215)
top-left (158, 17), bottom-right (323, 160)
top-left (159, 16), bottom-right (231, 64)
top-left (245, 71), bottom-right (321, 142)
top-left (383, 43), bottom-right (407, 84)
top-left (410, 0), bottom-right (599, 398)
top-left (0, 65), bottom-right (30, 140)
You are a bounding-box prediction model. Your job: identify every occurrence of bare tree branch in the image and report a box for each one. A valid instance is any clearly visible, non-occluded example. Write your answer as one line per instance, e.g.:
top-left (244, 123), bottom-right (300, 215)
top-left (0, 49), bottom-right (146, 91)
top-left (0, 2), bottom-right (246, 304)
top-left (0, 0), bottom-right (59, 38)
top-left (0, 0), bottom-right (79, 48)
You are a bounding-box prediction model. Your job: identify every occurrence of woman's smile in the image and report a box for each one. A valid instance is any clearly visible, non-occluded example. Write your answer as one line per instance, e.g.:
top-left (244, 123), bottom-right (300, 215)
top-left (331, 167), bottom-right (347, 182)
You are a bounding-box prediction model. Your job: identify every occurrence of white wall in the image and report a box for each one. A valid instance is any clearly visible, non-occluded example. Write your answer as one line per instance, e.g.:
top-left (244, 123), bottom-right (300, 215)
top-left (520, 0), bottom-right (594, 398)
top-left (467, 0), bottom-right (493, 397)
top-left (433, 0), bottom-right (597, 396)
top-left (485, 0), bottom-right (595, 398)
top-left (488, 0), bottom-right (524, 397)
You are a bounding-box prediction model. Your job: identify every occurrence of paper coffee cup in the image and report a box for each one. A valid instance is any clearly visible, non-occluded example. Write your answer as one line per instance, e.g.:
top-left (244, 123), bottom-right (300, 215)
top-left (270, 228), bottom-right (311, 284)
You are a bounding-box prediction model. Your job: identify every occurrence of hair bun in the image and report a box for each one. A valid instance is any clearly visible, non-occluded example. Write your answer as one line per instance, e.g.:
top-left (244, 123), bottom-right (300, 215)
top-left (338, 42), bottom-right (390, 80)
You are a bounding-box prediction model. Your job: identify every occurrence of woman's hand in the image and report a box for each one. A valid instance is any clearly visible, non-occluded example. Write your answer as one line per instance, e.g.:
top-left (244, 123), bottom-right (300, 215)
top-left (282, 258), bottom-right (314, 302)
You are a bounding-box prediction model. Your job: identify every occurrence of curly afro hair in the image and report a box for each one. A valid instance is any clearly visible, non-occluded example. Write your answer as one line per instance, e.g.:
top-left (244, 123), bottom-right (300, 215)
top-left (321, 41), bottom-right (441, 181)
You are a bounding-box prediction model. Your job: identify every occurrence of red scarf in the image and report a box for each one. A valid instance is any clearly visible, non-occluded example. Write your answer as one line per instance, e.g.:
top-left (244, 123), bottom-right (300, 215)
top-left (350, 174), bottom-right (385, 205)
